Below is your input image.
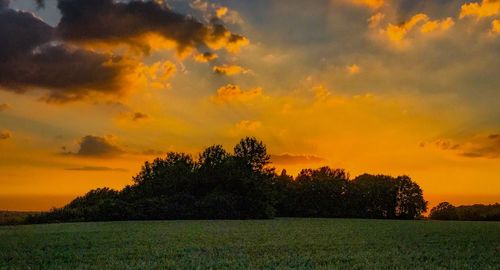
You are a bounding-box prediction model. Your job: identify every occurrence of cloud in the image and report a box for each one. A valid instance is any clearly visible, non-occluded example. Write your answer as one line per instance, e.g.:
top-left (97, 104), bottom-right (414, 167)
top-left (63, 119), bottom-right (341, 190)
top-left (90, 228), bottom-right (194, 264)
top-left (64, 135), bottom-right (124, 157)
top-left (56, 0), bottom-right (248, 54)
top-left (213, 64), bottom-right (249, 76)
top-left (460, 0), bottom-right (500, 20)
top-left (142, 149), bottom-right (165, 156)
top-left (0, 4), bottom-right (52, 60)
top-left (189, 1), bottom-right (243, 25)
top-left (190, 0), bottom-right (208, 13)
top-left (385, 13), bottom-right (429, 43)
top-left (132, 112), bottom-right (149, 121)
top-left (429, 139), bottom-right (461, 151)
top-left (0, 0), bottom-right (9, 9)
top-left (420, 18), bottom-right (454, 33)
top-left (492, 19), bottom-right (500, 34)
top-left (0, 103), bottom-right (9, 111)
top-left (215, 6), bottom-right (244, 25)
top-left (368, 12), bottom-right (385, 28)
top-left (215, 6), bottom-right (228, 18)
top-left (461, 134), bottom-right (500, 158)
top-left (0, 130), bottom-right (12, 140)
top-left (0, 0), bottom-right (248, 103)
top-left (312, 85), bottom-right (333, 101)
top-left (212, 84), bottom-right (263, 103)
top-left (137, 61), bottom-right (176, 90)
top-left (117, 111), bottom-right (151, 122)
top-left (0, 6), bottom-right (135, 103)
top-left (270, 154), bottom-right (327, 165)
top-left (349, 0), bottom-right (384, 9)
top-left (2, 45), bottom-right (134, 103)
top-left (220, 9), bottom-right (244, 25)
top-left (34, 0), bottom-right (44, 8)
top-left (194, 52), bottom-right (218, 62)
top-left (383, 13), bottom-right (454, 45)
top-left (64, 166), bottom-right (127, 172)
top-left (235, 120), bottom-right (261, 132)
top-left (424, 134), bottom-right (500, 159)
top-left (346, 64), bottom-right (361, 75)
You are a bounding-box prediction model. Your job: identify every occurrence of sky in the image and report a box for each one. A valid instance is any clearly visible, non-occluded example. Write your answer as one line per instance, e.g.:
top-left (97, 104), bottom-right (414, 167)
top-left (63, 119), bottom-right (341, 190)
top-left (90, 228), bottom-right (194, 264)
top-left (0, 0), bottom-right (499, 211)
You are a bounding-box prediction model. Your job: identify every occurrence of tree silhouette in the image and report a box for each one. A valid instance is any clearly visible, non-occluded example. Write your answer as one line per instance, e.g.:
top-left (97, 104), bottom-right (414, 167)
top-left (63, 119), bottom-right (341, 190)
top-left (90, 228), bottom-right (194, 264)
top-left (290, 167), bottom-right (349, 217)
top-left (234, 137), bottom-right (270, 171)
top-left (395, 176), bottom-right (427, 219)
top-left (429, 202), bottom-right (500, 221)
top-left (25, 137), bottom-right (431, 223)
top-left (429, 202), bottom-right (459, 220)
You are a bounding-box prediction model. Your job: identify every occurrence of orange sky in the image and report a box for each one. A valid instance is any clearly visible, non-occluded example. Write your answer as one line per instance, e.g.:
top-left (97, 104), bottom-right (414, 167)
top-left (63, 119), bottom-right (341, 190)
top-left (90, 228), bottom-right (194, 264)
top-left (0, 0), bottom-right (499, 211)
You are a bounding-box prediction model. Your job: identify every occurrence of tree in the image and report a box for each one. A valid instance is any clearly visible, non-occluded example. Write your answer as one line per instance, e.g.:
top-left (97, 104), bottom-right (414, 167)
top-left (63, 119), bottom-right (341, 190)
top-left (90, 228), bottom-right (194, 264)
top-left (29, 188), bottom-right (125, 223)
top-left (125, 140), bottom-right (276, 219)
top-left (272, 169), bottom-right (295, 216)
top-left (395, 176), bottom-right (427, 219)
top-left (455, 204), bottom-right (500, 221)
top-left (292, 167), bottom-right (349, 217)
top-left (132, 152), bottom-right (195, 198)
top-left (24, 137), bottom-right (432, 223)
top-left (198, 145), bottom-right (229, 169)
top-left (234, 137), bottom-right (270, 171)
top-left (349, 174), bottom-right (398, 218)
top-left (429, 203), bottom-right (500, 221)
top-left (195, 145), bottom-right (231, 198)
top-left (429, 202), bottom-right (458, 220)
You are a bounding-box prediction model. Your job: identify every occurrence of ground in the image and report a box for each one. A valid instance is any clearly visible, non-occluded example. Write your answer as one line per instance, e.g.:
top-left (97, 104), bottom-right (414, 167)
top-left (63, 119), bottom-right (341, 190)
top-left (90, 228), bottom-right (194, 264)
top-left (0, 218), bottom-right (499, 269)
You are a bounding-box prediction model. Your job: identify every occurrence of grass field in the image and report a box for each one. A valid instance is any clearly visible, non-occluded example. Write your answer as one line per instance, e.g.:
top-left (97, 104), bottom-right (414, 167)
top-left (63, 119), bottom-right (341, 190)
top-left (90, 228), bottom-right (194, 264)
top-left (1, 218), bottom-right (499, 269)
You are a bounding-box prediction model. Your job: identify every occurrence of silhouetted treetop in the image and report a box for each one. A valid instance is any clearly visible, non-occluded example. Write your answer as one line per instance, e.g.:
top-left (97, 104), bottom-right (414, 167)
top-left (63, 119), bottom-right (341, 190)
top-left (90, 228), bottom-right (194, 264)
top-left (198, 145), bottom-right (229, 169)
top-left (25, 137), bottom-right (431, 223)
top-left (234, 137), bottom-right (270, 171)
top-left (429, 202), bottom-right (499, 221)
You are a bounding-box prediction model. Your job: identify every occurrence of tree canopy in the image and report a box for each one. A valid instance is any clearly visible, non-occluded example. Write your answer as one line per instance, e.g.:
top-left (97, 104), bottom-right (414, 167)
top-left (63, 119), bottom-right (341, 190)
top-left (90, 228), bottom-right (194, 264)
top-left (429, 202), bottom-right (500, 221)
top-left (27, 137), bottom-right (429, 223)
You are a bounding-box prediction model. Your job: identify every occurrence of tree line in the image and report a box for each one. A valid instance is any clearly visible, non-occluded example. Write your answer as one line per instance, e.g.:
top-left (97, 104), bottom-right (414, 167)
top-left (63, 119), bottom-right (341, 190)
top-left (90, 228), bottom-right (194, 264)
top-left (27, 137), bottom-right (428, 223)
top-left (429, 202), bottom-right (500, 221)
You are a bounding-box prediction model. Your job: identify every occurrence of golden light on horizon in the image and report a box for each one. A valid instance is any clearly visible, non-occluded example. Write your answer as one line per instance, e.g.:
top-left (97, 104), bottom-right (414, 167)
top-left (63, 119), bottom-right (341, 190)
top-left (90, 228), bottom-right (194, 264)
top-left (0, 0), bottom-right (499, 211)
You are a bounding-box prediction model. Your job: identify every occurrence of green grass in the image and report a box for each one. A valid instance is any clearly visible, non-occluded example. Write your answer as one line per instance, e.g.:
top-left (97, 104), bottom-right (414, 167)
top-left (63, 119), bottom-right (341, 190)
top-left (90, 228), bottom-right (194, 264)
top-left (0, 219), bottom-right (498, 269)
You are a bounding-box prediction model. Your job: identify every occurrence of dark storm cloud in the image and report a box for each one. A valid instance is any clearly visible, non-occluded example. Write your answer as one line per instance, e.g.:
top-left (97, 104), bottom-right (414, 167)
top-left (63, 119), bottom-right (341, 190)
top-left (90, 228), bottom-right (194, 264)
top-left (0, 0), bottom-right (247, 103)
top-left (0, 6), bottom-right (130, 102)
top-left (64, 135), bottom-right (124, 157)
top-left (56, 0), bottom-right (247, 53)
top-left (35, 0), bottom-right (44, 8)
top-left (0, 7), bottom-right (53, 61)
top-left (0, 44), bottom-right (128, 103)
top-left (0, 0), bottom-right (8, 9)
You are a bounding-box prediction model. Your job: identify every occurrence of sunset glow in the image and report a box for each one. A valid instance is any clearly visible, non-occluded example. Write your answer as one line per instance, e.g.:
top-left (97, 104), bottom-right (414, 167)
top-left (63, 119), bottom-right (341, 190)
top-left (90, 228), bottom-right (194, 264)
top-left (0, 0), bottom-right (499, 211)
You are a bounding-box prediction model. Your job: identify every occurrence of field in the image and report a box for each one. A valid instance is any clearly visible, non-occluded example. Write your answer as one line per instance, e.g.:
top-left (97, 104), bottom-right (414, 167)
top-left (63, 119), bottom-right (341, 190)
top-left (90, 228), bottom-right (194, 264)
top-left (1, 219), bottom-right (499, 269)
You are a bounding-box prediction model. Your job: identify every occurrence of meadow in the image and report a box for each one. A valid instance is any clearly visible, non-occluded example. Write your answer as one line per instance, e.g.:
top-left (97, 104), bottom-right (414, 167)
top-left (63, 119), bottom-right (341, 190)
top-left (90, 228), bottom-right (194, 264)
top-left (1, 219), bottom-right (499, 269)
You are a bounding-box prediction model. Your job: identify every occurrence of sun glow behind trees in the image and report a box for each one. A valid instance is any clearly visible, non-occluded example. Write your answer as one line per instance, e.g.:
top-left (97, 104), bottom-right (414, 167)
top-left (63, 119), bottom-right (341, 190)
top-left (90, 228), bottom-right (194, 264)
top-left (0, 0), bottom-right (499, 211)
